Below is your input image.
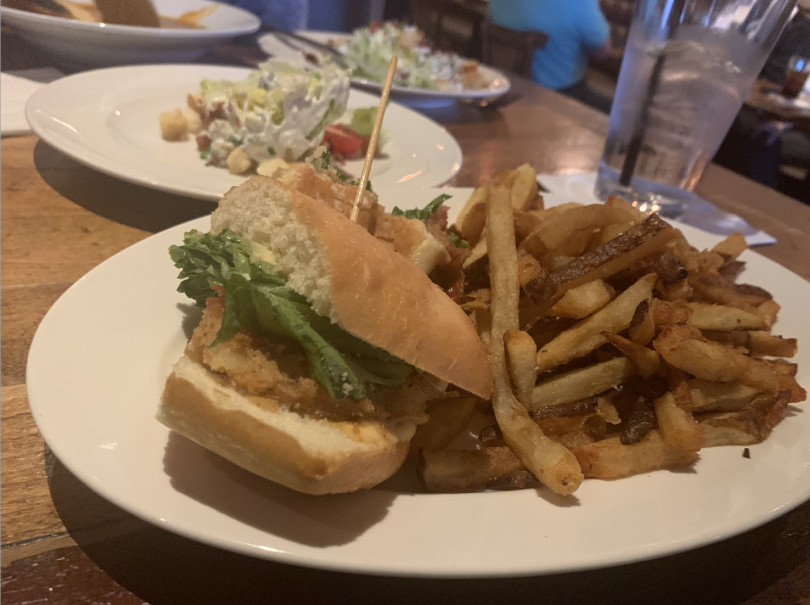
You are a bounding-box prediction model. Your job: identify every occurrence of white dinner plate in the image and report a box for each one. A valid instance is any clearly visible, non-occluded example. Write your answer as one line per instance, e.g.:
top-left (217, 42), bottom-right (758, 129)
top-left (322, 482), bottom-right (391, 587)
top-left (25, 65), bottom-right (463, 200)
top-left (27, 188), bottom-right (810, 578)
top-left (1, 0), bottom-right (261, 68)
top-left (258, 31), bottom-right (512, 109)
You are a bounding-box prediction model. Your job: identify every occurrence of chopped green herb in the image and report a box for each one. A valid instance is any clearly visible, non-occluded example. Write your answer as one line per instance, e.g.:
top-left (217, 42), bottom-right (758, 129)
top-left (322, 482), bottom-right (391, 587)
top-left (391, 194), bottom-right (452, 222)
top-left (337, 172), bottom-right (349, 181)
top-left (448, 231), bottom-right (469, 248)
top-left (199, 149), bottom-right (210, 160)
top-left (319, 149), bottom-right (331, 170)
top-left (266, 146), bottom-right (276, 156)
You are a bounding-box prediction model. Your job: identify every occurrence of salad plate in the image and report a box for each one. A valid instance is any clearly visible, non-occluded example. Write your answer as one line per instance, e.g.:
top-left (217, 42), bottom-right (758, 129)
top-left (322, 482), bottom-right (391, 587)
top-left (25, 64), bottom-right (463, 201)
top-left (258, 30), bottom-right (512, 108)
top-left (27, 186), bottom-right (810, 578)
top-left (1, 0), bottom-right (261, 68)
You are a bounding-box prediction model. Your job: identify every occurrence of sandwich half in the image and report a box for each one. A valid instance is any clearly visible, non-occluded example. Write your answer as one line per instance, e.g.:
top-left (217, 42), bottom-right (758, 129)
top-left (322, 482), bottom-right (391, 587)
top-left (158, 176), bottom-right (492, 494)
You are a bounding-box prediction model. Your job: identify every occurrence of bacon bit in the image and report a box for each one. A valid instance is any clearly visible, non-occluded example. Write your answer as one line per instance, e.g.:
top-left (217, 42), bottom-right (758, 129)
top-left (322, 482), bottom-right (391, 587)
top-left (196, 134), bottom-right (212, 151)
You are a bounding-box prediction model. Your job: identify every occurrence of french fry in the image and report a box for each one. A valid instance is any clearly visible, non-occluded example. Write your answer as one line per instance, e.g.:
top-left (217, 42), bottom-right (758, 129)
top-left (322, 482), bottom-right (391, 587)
top-left (756, 299), bottom-right (780, 328)
top-left (520, 205), bottom-right (637, 259)
top-left (651, 299), bottom-right (692, 325)
top-left (603, 332), bottom-right (661, 378)
top-left (410, 397), bottom-right (478, 454)
top-left (699, 391), bottom-right (790, 447)
top-left (702, 330), bottom-right (798, 358)
top-left (685, 302), bottom-right (767, 331)
top-left (455, 184), bottom-right (489, 233)
top-left (487, 179), bottom-right (583, 496)
top-left (690, 275), bottom-right (772, 308)
top-left (654, 391), bottom-right (704, 452)
top-left (603, 195), bottom-right (648, 222)
top-left (549, 279), bottom-right (614, 319)
top-left (535, 273), bottom-right (657, 374)
top-left (533, 414), bottom-right (607, 450)
top-left (460, 201), bottom-right (487, 247)
top-left (748, 331), bottom-right (797, 358)
top-left (653, 325), bottom-right (803, 397)
top-left (530, 357), bottom-right (635, 411)
top-left (712, 232), bottom-right (748, 260)
top-left (628, 299), bottom-right (656, 345)
top-left (510, 164), bottom-right (539, 212)
top-left (574, 431), bottom-right (699, 479)
top-left (531, 214), bottom-right (675, 311)
top-left (506, 330), bottom-right (539, 406)
top-left (417, 447), bottom-right (526, 493)
top-left (688, 379), bottom-right (759, 412)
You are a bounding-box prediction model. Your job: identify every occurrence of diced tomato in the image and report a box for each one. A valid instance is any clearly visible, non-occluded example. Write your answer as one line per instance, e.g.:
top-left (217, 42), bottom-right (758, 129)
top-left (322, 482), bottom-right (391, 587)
top-left (322, 124), bottom-right (365, 158)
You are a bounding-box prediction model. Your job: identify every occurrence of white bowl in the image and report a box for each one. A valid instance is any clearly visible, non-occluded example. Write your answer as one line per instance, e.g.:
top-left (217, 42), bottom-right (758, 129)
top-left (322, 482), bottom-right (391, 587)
top-left (1, 0), bottom-right (261, 68)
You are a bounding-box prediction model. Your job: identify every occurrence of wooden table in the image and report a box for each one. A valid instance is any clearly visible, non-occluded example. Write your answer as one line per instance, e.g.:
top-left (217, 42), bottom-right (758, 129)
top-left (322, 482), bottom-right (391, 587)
top-left (4, 38), bottom-right (810, 605)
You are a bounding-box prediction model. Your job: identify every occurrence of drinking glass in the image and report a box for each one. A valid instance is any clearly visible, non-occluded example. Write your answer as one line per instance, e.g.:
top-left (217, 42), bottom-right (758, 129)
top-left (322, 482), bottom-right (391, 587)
top-left (781, 54), bottom-right (810, 99)
top-left (594, 0), bottom-right (798, 218)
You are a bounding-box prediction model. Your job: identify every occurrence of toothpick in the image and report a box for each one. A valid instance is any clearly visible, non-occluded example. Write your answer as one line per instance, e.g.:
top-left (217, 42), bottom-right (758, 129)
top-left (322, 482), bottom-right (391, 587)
top-left (350, 55), bottom-right (398, 223)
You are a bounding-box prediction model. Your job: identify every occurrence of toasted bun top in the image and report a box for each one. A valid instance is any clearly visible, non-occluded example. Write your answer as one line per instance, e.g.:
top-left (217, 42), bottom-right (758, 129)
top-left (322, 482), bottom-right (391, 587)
top-left (211, 176), bottom-right (492, 399)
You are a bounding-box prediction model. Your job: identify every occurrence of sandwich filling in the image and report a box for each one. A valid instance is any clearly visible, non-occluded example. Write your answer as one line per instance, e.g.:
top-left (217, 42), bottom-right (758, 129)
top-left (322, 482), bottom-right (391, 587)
top-left (170, 228), bottom-right (443, 425)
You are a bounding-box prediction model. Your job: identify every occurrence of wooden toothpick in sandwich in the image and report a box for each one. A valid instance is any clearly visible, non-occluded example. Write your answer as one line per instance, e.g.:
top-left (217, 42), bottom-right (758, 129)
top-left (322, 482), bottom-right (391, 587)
top-left (350, 55), bottom-right (398, 223)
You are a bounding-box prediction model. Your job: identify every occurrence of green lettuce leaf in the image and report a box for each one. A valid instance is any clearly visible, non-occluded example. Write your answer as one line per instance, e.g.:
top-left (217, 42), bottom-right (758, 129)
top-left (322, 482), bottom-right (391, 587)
top-left (169, 229), bottom-right (413, 399)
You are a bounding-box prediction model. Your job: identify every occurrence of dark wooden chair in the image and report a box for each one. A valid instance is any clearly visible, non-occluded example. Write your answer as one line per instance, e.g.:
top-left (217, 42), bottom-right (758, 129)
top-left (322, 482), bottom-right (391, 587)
top-left (481, 20), bottom-right (548, 78)
top-left (434, 0), bottom-right (487, 59)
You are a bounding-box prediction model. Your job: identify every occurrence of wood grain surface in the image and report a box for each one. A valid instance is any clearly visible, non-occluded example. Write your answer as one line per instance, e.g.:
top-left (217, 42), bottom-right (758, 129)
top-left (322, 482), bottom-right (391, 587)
top-left (3, 34), bottom-right (810, 605)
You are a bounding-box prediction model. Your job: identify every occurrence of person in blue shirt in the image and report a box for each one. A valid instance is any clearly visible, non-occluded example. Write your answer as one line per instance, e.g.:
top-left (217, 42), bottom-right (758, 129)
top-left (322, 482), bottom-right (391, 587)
top-left (488, 0), bottom-right (613, 113)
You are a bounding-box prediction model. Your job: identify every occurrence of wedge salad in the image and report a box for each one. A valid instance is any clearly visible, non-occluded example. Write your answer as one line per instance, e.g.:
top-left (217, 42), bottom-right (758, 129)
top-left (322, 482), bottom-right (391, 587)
top-left (159, 59), bottom-right (380, 175)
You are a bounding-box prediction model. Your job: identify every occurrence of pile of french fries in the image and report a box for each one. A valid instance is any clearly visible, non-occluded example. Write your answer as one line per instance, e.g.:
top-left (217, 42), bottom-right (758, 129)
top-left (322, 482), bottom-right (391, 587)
top-left (414, 165), bottom-right (806, 497)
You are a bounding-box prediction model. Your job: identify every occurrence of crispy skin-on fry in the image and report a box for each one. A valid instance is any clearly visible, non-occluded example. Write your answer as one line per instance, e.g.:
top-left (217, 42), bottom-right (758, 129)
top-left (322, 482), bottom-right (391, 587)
top-left (455, 184), bottom-right (489, 234)
top-left (549, 280), bottom-right (614, 319)
top-left (517, 249), bottom-right (554, 302)
top-left (685, 302), bottom-right (767, 331)
top-left (769, 359), bottom-right (798, 376)
top-left (690, 275), bottom-right (772, 308)
top-left (653, 366), bottom-right (703, 452)
top-left (603, 332), bottom-right (661, 378)
top-left (510, 164), bottom-right (539, 212)
top-left (418, 447), bottom-right (525, 493)
top-left (688, 379), bottom-right (759, 412)
top-left (699, 391), bottom-right (790, 447)
top-left (532, 214), bottom-right (675, 311)
top-left (654, 391), bottom-right (704, 452)
top-left (712, 232), bottom-right (748, 261)
top-left (530, 357), bottom-right (635, 410)
top-left (603, 195), bottom-right (648, 222)
top-left (411, 397), bottom-right (478, 454)
top-left (574, 431), bottom-right (699, 479)
top-left (651, 299), bottom-right (692, 325)
top-left (756, 299), bottom-right (780, 328)
top-left (460, 201), bottom-right (487, 247)
top-left (506, 330), bottom-right (538, 406)
top-left (535, 273), bottom-right (657, 374)
top-left (487, 180), bottom-right (583, 495)
top-left (653, 325), bottom-right (804, 398)
top-left (749, 331), bottom-right (798, 358)
top-left (534, 414), bottom-right (607, 450)
top-left (521, 205), bottom-right (635, 258)
top-left (702, 330), bottom-right (798, 358)
top-left (628, 299), bottom-right (655, 345)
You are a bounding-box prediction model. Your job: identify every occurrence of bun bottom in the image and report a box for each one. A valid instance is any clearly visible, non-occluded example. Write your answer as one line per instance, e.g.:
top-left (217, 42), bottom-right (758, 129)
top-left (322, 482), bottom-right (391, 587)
top-left (158, 356), bottom-right (413, 495)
